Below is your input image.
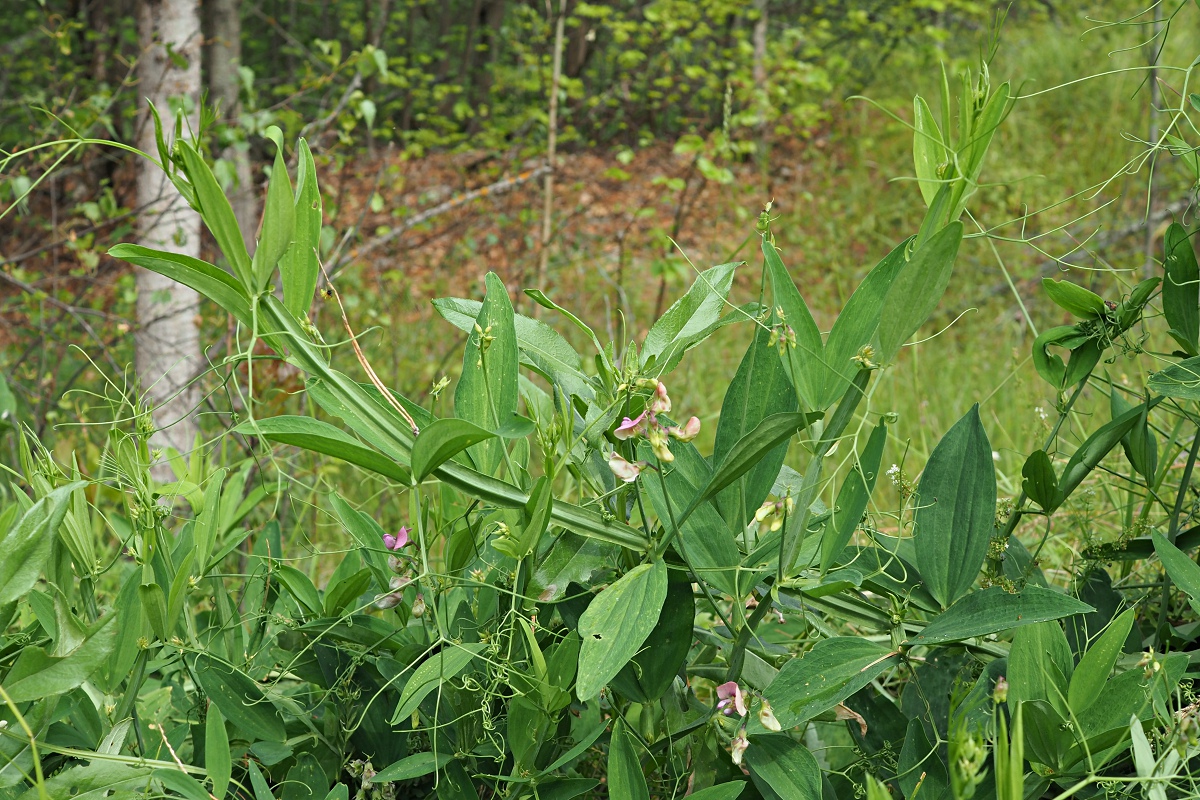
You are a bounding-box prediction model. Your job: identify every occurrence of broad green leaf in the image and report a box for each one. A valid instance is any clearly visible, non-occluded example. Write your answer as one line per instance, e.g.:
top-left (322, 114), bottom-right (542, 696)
top-left (763, 637), bottom-right (899, 728)
top-left (1059, 401), bottom-right (1156, 501)
top-left (528, 531), bottom-right (614, 602)
top-left (282, 138), bottom-right (321, 319)
top-left (1008, 621), bottom-right (1073, 716)
top-left (576, 560), bottom-right (668, 700)
top-left (139, 582), bottom-right (169, 641)
top-left (1163, 222), bottom-right (1200, 356)
top-left (822, 419), bottom-right (888, 573)
top-left (235, 415), bottom-right (412, 485)
top-left (897, 718), bottom-right (949, 800)
top-left (391, 643), bottom-right (485, 723)
top-left (5, 613), bottom-right (117, 702)
top-left (764, 237), bottom-right (826, 410)
top-left (686, 784), bottom-right (746, 800)
top-left (609, 571), bottom-right (695, 702)
top-left (252, 144), bottom-right (296, 292)
top-left (155, 769), bottom-right (212, 800)
top-left (608, 720), bottom-right (650, 800)
top-left (322, 567), bottom-right (372, 616)
top-left (639, 444), bottom-right (739, 597)
top-left (323, 784), bottom-right (349, 800)
top-left (713, 325), bottom-right (798, 528)
top-left (176, 141), bottom-right (252, 288)
top-left (455, 272), bottom-right (519, 476)
top-left (1153, 532), bottom-right (1200, 609)
top-left (681, 412), bottom-right (817, 528)
top-left (1068, 608), bottom-right (1135, 716)
top-left (913, 94), bottom-right (949, 207)
top-left (0, 482), bottom-right (78, 604)
top-left (1148, 356), bottom-right (1200, 400)
top-left (411, 418), bottom-right (498, 482)
top-left (206, 703), bottom-right (232, 799)
top-left (434, 296), bottom-right (591, 399)
top-left (744, 735), bottom-right (822, 800)
top-left (275, 564), bottom-right (323, 617)
top-left (1021, 450), bottom-right (1061, 513)
top-left (191, 653), bottom-right (286, 742)
top-left (907, 586), bottom-right (1094, 646)
top-left (282, 754), bottom-right (325, 800)
top-left (18, 761), bottom-right (151, 800)
top-left (642, 262), bottom-right (739, 375)
top-left (877, 221), bottom-right (964, 364)
top-left (820, 240), bottom-right (908, 408)
top-left (372, 751), bottom-right (454, 783)
top-left (1111, 389), bottom-right (1157, 483)
top-left (1042, 279), bottom-right (1106, 318)
top-left (913, 405), bottom-right (996, 608)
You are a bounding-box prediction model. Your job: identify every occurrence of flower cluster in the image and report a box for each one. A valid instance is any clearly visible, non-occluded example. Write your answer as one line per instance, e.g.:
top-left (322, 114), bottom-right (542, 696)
top-left (375, 527), bottom-right (416, 610)
top-left (607, 380), bottom-right (700, 483)
top-left (715, 680), bottom-right (782, 765)
top-left (754, 496), bottom-right (794, 534)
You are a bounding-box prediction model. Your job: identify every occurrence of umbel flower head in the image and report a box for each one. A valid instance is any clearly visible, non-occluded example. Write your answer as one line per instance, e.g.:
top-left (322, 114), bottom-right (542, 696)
top-left (609, 380), bottom-right (701, 481)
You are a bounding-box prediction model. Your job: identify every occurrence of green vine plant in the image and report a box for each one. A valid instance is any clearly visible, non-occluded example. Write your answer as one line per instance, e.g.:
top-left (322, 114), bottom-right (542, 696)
top-left (8, 9), bottom-right (1200, 800)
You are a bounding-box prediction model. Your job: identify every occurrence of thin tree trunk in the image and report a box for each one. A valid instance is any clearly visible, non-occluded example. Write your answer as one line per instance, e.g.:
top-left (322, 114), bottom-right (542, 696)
top-left (532, 0), bottom-right (566, 307)
top-left (203, 0), bottom-right (257, 253)
top-left (136, 0), bottom-right (203, 475)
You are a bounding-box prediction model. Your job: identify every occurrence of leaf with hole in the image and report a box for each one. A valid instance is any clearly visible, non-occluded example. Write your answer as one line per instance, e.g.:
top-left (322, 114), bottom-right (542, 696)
top-left (576, 560), bottom-right (668, 701)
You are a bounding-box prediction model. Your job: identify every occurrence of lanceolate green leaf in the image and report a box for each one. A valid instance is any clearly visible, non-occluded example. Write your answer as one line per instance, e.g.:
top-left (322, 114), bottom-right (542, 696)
top-left (5, 613), bottom-right (117, 702)
top-left (434, 296), bottom-right (591, 399)
top-left (391, 644), bottom-right (485, 723)
top-left (108, 244), bottom-right (252, 326)
top-left (1059, 401), bottom-right (1157, 502)
top-left (234, 416), bottom-right (412, 485)
top-left (907, 586), bottom-right (1094, 646)
top-left (821, 240), bottom-right (908, 408)
top-left (1008, 620), bottom-right (1073, 714)
top-left (411, 418), bottom-right (498, 482)
top-left (764, 638), bottom-right (898, 728)
top-left (913, 94), bottom-right (949, 207)
top-left (876, 221), bottom-right (963, 364)
top-left (913, 405), bottom-right (996, 608)
top-left (576, 560), bottom-right (668, 701)
top-left (1148, 357), bottom-right (1200, 400)
top-left (283, 138), bottom-right (322, 319)
top-left (642, 262), bottom-right (738, 375)
top-left (822, 419), bottom-right (888, 574)
top-left (713, 326), bottom-right (798, 528)
top-left (372, 751), bottom-right (454, 783)
top-left (191, 654), bottom-right (286, 742)
top-left (681, 412), bottom-right (817, 528)
top-left (1153, 533), bottom-right (1200, 608)
top-left (1021, 450), bottom-right (1061, 513)
top-left (608, 720), bottom-right (650, 800)
top-left (0, 482), bottom-right (80, 605)
top-left (252, 144), bottom-right (296, 293)
top-left (1163, 222), bottom-right (1200, 356)
top-left (205, 704), bottom-right (232, 800)
top-left (745, 735), bottom-right (822, 800)
top-left (609, 572), bottom-right (695, 702)
top-left (1042, 279), bottom-right (1106, 319)
top-left (1068, 608), bottom-right (1135, 715)
top-left (455, 272), bottom-right (519, 476)
top-left (176, 141), bottom-right (252, 288)
top-left (764, 237), bottom-right (826, 410)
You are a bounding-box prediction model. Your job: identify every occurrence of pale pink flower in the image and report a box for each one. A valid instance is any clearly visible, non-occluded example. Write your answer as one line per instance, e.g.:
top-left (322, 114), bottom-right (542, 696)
top-left (614, 411), bottom-right (648, 440)
top-left (730, 732), bottom-right (749, 766)
top-left (650, 381), bottom-right (672, 414)
top-left (758, 699), bottom-right (781, 732)
top-left (668, 416), bottom-right (701, 442)
top-left (383, 527), bottom-right (410, 551)
top-left (716, 681), bottom-right (747, 717)
top-left (608, 452), bottom-right (645, 483)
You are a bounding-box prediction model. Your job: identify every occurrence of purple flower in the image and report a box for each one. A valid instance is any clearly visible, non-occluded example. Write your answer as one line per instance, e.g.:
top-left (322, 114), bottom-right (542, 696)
top-left (716, 681), bottom-right (747, 717)
top-left (614, 411), bottom-right (648, 441)
top-left (383, 526), bottom-right (410, 551)
top-left (650, 381), bottom-right (672, 414)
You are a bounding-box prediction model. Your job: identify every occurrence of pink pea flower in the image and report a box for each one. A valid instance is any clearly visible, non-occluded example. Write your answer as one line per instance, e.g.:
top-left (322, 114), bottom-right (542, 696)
top-left (650, 381), bottom-right (672, 414)
top-left (614, 411), bottom-right (648, 440)
top-left (716, 681), bottom-right (747, 717)
top-left (383, 526), bottom-right (410, 551)
top-left (668, 416), bottom-right (701, 442)
top-left (608, 452), bottom-right (645, 483)
top-left (730, 732), bottom-right (749, 766)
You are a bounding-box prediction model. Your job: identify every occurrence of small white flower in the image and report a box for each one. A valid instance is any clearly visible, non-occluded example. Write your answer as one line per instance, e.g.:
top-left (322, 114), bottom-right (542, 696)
top-left (992, 451), bottom-right (1001, 462)
top-left (1035, 406), bottom-right (1048, 422)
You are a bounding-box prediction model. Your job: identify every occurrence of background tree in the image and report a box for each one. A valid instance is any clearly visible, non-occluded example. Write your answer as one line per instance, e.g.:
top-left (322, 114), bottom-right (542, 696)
top-left (135, 0), bottom-right (203, 470)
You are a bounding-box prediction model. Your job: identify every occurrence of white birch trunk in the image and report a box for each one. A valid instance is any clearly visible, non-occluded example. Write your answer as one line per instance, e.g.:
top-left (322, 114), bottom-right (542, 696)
top-left (136, 0), bottom-right (203, 474)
